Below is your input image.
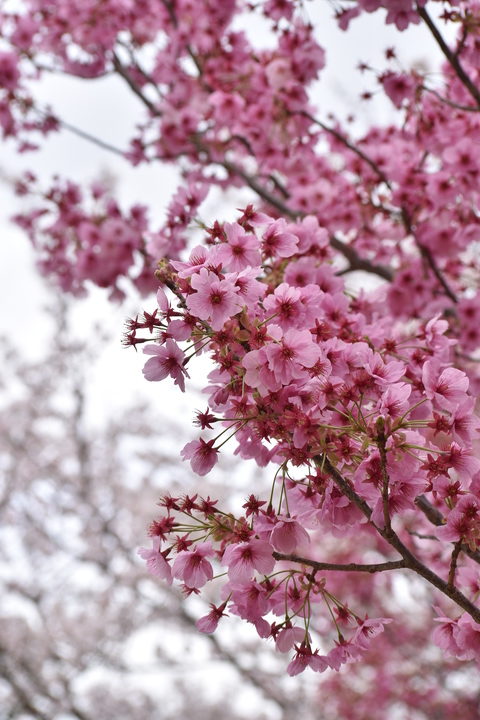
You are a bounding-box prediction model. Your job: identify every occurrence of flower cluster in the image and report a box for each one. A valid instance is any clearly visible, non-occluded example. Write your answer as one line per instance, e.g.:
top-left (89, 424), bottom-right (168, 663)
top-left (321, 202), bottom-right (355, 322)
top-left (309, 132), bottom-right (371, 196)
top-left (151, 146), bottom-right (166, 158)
top-left (4, 0), bottom-right (480, 692)
top-left (13, 175), bottom-right (154, 298)
top-left (134, 208), bottom-right (480, 672)
top-left (139, 487), bottom-right (392, 676)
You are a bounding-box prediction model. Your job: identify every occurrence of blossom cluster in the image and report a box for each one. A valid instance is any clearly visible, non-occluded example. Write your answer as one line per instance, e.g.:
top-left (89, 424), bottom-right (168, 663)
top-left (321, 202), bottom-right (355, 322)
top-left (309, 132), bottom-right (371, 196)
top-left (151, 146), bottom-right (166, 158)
top-left (13, 175), bottom-right (155, 298)
top-left (4, 0), bottom-right (480, 691)
top-left (5, 0), bottom-right (480, 367)
top-left (134, 208), bottom-right (480, 672)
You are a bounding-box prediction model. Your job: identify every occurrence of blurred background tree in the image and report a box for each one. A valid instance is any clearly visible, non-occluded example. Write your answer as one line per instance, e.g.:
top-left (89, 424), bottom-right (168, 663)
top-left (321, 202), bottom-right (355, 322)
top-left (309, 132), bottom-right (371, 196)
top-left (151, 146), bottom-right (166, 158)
top-left (0, 301), bottom-right (315, 720)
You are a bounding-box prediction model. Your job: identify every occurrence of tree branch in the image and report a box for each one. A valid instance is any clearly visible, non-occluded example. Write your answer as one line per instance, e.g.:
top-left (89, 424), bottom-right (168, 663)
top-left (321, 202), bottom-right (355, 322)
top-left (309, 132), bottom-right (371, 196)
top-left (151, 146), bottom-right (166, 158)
top-left (298, 110), bottom-right (392, 186)
top-left (448, 540), bottom-right (462, 588)
top-left (55, 116), bottom-right (127, 157)
top-left (112, 51), bottom-right (159, 115)
top-left (401, 208), bottom-right (458, 304)
top-left (272, 552), bottom-right (406, 573)
top-left (319, 456), bottom-right (480, 623)
top-left (421, 84), bottom-right (480, 113)
top-left (415, 494), bottom-right (480, 565)
top-left (417, 5), bottom-right (480, 108)
top-left (329, 235), bottom-right (394, 280)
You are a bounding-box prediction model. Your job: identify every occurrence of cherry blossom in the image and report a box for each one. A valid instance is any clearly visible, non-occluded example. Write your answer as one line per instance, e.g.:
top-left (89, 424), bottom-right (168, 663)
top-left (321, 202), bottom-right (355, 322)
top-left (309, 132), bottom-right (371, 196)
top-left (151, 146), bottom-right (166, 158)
top-left (5, 0), bottom-right (480, 694)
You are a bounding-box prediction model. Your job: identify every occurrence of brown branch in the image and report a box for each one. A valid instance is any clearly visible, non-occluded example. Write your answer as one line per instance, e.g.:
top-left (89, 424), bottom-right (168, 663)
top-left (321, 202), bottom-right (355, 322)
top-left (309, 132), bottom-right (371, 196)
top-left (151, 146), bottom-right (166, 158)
top-left (415, 494), bottom-right (444, 526)
top-left (448, 540), bottom-right (463, 588)
top-left (272, 552), bottom-right (406, 573)
top-left (421, 84), bottom-right (480, 113)
top-left (415, 494), bottom-right (480, 565)
top-left (401, 208), bottom-right (458, 304)
top-left (116, 40), bottom-right (164, 101)
top-left (377, 419), bottom-right (392, 532)
top-left (112, 52), bottom-right (159, 116)
top-left (318, 456), bottom-right (480, 623)
top-left (55, 116), bottom-right (127, 157)
top-left (298, 110), bottom-right (392, 186)
top-left (329, 235), bottom-right (394, 280)
top-left (417, 5), bottom-right (480, 108)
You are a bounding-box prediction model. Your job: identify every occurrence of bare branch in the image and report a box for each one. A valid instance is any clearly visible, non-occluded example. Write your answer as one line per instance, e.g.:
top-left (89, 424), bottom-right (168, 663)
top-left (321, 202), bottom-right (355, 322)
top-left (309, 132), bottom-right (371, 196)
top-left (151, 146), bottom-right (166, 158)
top-left (417, 5), bottom-right (480, 108)
top-left (421, 84), bottom-right (480, 113)
top-left (298, 110), bottom-right (392, 186)
top-left (272, 552), bottom-right (406, 573)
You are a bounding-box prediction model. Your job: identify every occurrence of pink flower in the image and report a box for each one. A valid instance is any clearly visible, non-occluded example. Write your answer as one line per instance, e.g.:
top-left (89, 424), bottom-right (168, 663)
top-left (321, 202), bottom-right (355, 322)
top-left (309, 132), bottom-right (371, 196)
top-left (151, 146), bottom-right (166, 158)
top-left (142, 339), bottom-right (189, 391)
top-left (432, 613), bottom-right (462, 656)
top-left (451, 399), bottom-right (480, 443)
top-left (138, 537), bottom-right (172, 584)
top-left (230, 581), bottom-right (270, 620)
top-left (445, 442), bottom-right (480, 481)
top-left (0, 52), bottom-right (20, 91)
top-left (325, 640), bottom-right (362, 670)
top-left (181, 438), bottom-right (219, 475)
top-left (262, 219), bottom-right (298, 258)
top-left (381, 71), bottom-right (417, 108)
top-left (209, 91), bottom-right (245, 124)
top-left (263, 283), bottom-right (304, 330)
top-left (222, 539), bottom-right (275, 583)
top-left (171, 245), bottom-right (210, 278)
top-left (437, 495), bottom-right (480, 543)
top-left (242, 347), bottom-right (279, 395)
top-left (352, 617), bottom-right (392, 650)
top-left (265, 325), bottom-right (321, 384)
top-left (186, 268), bottom-right (242, 330)
top-left (287, 645), bottom-right (328, 675)
top-left (454, 614), bottom-right (480, 662)
top-left (196, 602), bottom-right (228, 633)
top-left (365, 353), bottom-right (405, 385)
top-left (253, 617), bottom-right (271, 638)
top-left (172, 542), bottom-right (215, 588)
top-left (434, 612), bottom-right (480, 662)
top-left (276, 624), bottom-right (306, 653)
top-left (230, 268), bottom-right (266, 305)
top-left (270, 516), bottom-right (310, 553)
top-left (216, 222), bottom-right (261, 272)
top-left (422, 361), bottom-right (469, 410)
top-left (376, 382), bottom-right (411, 418)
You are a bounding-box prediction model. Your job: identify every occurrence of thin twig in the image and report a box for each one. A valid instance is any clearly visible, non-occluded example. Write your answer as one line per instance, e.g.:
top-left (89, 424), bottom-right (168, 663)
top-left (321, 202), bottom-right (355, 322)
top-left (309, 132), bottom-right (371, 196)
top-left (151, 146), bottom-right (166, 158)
top-left (401, 208), bottom-right (458, 303)
top-left (421, 84), bottom-right (480, 113)
top-left (112, 52), bottom-right (159, 115)
top-left (272, 552), bottom-right (406, 573)
top-left (377, 419), bottom-right (392, 532)
top-left (55, 116), bottom-right (126, 156)
top-left (298, 110), bottom-right (392, 186)
top-left (417, 5), bottom-right (480, 108)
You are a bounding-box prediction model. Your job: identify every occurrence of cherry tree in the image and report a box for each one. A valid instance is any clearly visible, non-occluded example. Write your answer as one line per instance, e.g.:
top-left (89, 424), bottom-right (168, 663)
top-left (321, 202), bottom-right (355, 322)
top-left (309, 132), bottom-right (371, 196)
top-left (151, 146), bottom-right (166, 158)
top-left (3, 0), bottom-right (480, 711)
